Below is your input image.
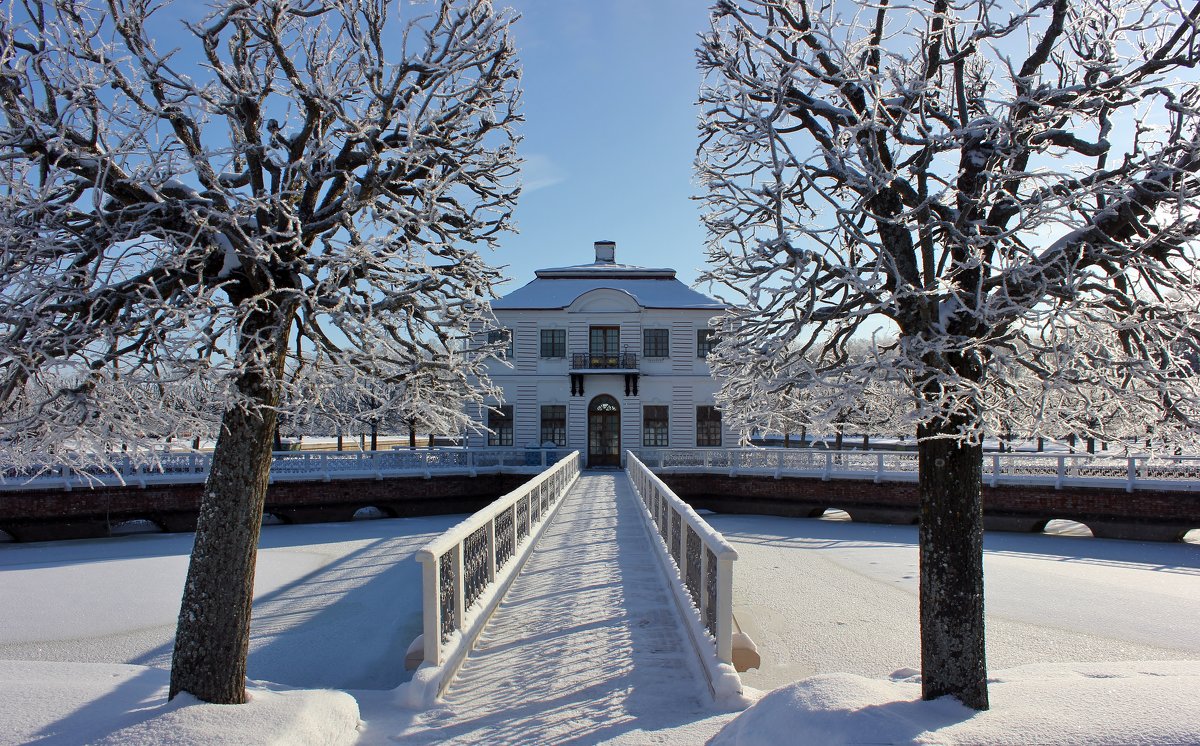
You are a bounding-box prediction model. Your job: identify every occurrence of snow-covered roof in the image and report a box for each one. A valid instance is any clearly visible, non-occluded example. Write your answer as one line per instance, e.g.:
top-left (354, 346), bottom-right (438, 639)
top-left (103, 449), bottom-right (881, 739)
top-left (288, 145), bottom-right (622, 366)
top-left (491, 243), bottom-right (725, 311)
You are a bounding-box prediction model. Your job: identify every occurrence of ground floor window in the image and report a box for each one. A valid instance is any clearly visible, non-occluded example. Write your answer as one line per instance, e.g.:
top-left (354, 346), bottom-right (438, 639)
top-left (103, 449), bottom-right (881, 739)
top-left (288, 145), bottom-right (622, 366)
top-left (643, 405), bottom-right (669, 447)
top-left (540, 405), bottom-right (567, 446)
top-left (488, 405), bottom-right (514, 446)
top-left (696, 405), bottom-right (722, 447)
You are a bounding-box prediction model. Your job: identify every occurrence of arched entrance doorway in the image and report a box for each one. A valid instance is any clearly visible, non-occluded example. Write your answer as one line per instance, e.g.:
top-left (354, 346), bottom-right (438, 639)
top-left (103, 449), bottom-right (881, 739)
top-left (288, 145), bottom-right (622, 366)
top-left (587, 395), bottom-right (621, 468)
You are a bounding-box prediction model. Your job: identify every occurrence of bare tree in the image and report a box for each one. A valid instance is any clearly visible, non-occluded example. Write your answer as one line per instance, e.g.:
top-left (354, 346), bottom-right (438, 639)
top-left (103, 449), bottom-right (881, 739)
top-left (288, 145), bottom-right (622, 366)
top-left (698, 0), bottom-right (1200, 708)
top-left (0, 0), bottom-right (519, 703)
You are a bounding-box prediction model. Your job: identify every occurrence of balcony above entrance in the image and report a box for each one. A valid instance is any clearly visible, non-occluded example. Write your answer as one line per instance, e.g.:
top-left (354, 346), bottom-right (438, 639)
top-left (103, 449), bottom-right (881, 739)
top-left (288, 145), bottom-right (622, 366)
top-left (570, 352), bottom-right (639, 372)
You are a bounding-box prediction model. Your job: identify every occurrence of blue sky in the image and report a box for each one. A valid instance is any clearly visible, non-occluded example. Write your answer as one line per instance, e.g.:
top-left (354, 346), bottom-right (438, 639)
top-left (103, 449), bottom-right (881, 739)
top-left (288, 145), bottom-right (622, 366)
top-left (494, 1), bottom-right (715, 291)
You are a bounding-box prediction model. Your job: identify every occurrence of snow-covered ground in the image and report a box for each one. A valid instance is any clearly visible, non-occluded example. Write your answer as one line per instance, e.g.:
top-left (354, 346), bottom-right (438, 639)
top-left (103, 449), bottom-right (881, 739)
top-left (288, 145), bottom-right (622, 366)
top-left (1, 497), bottom-right (1197, 744)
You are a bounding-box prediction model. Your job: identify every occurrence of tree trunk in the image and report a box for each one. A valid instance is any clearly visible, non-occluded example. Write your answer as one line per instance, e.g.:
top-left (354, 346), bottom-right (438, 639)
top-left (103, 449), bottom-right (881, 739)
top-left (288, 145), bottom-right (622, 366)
top-left (169, 304), bottom-right (291, 704)
top-left (917, 409), bottom-right (989, 710)
top-left (408, 417), bottom-right (417, 449)
top-left (370, 421), bottom-right (378, 452)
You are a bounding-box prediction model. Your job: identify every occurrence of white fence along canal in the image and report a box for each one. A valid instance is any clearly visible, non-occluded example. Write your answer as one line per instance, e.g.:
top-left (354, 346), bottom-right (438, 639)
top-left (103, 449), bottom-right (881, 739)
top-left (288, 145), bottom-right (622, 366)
top-left (636, 447), bottom-right (1200, 492)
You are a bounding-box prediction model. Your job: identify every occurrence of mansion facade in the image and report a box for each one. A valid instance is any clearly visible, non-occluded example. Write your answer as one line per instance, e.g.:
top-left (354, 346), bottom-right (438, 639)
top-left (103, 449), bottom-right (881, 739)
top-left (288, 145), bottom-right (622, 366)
top-left (467, 241), bottom-right (738, 467)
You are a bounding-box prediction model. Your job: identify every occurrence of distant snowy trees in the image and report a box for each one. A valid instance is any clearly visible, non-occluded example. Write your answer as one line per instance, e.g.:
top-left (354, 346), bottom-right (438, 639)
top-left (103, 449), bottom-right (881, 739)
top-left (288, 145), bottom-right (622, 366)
top-left (698, 0), bottom-right (1200, 709)
top-left (0, 0), bottom-right (520, 703)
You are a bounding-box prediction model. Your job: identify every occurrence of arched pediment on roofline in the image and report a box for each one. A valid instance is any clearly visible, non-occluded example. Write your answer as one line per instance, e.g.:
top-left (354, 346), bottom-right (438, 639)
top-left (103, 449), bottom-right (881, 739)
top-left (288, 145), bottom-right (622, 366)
top-left (566, 288), bottom-right (642, 314)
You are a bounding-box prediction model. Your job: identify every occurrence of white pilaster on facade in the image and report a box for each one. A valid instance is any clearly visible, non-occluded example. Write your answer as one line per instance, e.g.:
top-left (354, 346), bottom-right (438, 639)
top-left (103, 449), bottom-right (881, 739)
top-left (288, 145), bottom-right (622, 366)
top-left (516, 320), bottom-right (538, 375)
top-left (671, 384), bottom-right (695, 448)
top-left (670, 320), bottom-right (694, 374)
top-left (516, 385), bottom-right (538, 447)
top-left (567, 397), bottom-right (587, 451)
top-left (622, 395), bottom-right (642, 453)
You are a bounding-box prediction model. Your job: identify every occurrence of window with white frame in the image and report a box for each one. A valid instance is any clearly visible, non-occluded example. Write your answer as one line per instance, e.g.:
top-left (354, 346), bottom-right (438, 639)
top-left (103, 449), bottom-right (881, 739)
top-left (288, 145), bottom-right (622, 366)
top-left (540, 328), bottom-right (566, 358)
top-left (487, 328), bottom-right (513, 359)
top-left (696, 405), bottom-right (722, 447)
top-left (540, 405), bottom-right (567, 446)
top-left (643, 405), bottom-right (669, 447)
top-left (488, 405), bottom-right (513, 446)
top-left (643, 328), bottom-right (669, 358)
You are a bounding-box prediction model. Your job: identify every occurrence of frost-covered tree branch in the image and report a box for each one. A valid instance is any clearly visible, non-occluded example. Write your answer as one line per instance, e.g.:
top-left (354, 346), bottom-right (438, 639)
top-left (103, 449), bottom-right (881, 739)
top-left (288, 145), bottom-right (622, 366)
top-left (0, 0), bottom-right (520, 704)
top-left (698, 0), bottom-right (1200, 710)
top-left (0, 0), bottom-right (517, 468)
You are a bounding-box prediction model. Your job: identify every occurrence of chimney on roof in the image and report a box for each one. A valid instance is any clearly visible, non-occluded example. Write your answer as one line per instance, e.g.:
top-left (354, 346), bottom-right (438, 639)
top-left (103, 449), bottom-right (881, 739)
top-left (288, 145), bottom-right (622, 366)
top-left (594, 240), bottom-right (616, 264)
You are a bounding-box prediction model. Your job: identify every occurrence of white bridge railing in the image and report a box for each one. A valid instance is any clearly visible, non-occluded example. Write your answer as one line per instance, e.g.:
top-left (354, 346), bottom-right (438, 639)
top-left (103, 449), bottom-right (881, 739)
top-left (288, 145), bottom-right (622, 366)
top-left (636, 448), bottom-right (1200, 493)
top-left (626, 450), bottom-right (742, 700)
top-left (407, 451), bottom-right (581, 704)
top-left (0, 448), bottom-right (572, 491)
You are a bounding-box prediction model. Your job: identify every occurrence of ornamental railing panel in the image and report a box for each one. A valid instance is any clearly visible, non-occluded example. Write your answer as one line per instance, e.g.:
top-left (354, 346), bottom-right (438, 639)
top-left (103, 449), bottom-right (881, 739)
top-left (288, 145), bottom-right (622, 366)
top-left (570, 352), bottom-right (638, 370)
top-left (495, 506), bottom-right (515, 569)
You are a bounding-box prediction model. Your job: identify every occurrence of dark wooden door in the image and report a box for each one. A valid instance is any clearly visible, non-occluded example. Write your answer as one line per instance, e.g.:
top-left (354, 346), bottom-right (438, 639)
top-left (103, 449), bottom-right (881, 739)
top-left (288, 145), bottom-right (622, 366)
top-left (587, 395), bottom-right (621, 467)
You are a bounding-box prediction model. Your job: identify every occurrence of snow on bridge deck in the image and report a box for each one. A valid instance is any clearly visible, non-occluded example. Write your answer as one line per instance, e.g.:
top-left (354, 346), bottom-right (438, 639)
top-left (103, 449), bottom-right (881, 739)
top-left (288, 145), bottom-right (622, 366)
top-left (389, 472), bottom-right (713, 744)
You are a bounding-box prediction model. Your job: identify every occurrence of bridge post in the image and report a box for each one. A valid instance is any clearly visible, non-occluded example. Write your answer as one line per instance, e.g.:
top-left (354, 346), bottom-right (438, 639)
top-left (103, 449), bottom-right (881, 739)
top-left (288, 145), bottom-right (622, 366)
top-left (716, 555), bottom-right (735, 665)
top-left (486, 519), bottom-right (497, 583)
top-left (419, 554), bottom-right (441, 665)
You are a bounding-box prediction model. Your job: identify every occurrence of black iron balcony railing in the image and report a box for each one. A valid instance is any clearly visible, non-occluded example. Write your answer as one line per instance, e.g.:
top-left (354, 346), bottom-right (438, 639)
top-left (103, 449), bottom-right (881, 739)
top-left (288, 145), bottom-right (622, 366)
top-left (571, 352), bottom-right (638, 369)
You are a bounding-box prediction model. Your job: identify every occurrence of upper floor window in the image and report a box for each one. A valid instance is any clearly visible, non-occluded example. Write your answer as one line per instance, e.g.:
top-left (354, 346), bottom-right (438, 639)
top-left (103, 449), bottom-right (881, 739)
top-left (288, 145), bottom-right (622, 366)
top-left (487, 405), bottom-right (514, 446)
top-left (643, 329), bottom-right (669, 358)
top-left (488, 328), bottom-right (513, 359)
top-left (696, 405), bottom-right (722, 447)
top-left (589, 326), bottom-right (620, 355)
top-left (540, 405), bottom-right (567, 446)
top-left (540, 328), bottom-right (566, 358)
top-left (643, 405), bottom-right (669, 447)
top-left (697, 329), bottom-right (718, 358)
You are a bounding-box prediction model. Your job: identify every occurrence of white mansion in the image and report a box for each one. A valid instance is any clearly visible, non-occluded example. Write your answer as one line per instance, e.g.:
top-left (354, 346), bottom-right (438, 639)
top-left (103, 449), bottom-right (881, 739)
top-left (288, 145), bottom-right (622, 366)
top-left (467, 241), bottom-right (738, 467)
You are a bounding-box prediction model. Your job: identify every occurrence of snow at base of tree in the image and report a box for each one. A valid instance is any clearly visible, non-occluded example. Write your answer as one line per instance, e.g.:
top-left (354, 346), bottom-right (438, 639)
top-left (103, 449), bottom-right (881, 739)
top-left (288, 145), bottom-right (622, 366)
top-left (711, 661), bottom-right (1200, 746)
top-left (0, 660), bottom-right (359, 746)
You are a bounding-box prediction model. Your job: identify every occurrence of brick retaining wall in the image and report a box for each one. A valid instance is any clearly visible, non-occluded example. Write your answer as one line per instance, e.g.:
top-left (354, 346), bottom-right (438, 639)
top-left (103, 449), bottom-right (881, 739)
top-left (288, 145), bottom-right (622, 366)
top-left (0, 474), bottom-right (531, 542)
top-left (661, 473), bottom-right (1200, 542)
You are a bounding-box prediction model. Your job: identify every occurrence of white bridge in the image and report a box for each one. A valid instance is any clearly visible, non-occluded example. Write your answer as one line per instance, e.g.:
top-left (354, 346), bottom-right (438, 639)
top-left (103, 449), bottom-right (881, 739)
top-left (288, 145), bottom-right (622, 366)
top-left (399, 450), bottom-right (748, 740)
